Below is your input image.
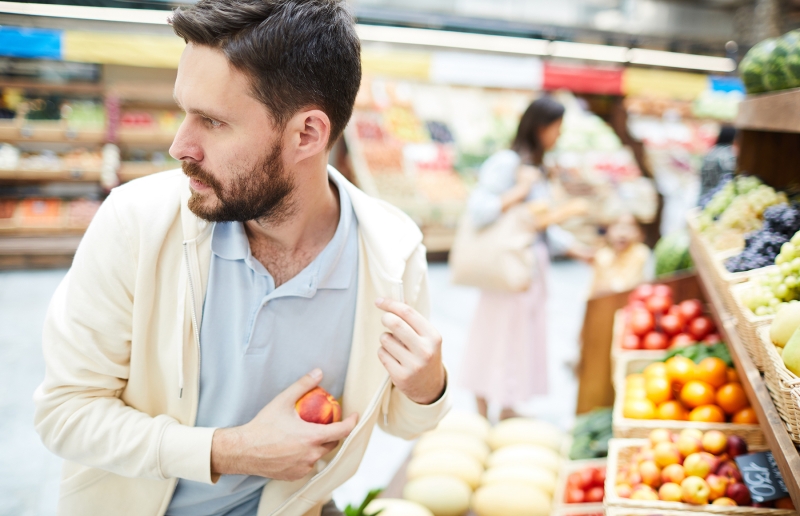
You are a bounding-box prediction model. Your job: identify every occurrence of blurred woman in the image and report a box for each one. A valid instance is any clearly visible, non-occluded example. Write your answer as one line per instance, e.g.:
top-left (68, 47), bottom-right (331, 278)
top-left (699, 124), bottom-right (737, 201)
top-left (460, 97), bottom-right (590, 420)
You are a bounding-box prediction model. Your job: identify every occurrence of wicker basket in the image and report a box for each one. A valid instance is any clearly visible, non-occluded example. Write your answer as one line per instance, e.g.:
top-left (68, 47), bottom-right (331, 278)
top-left (612, 355), bottom-right (765, 445)
top-left (758, 326), bottom-right (800, 444)
top-left (729, 282), bottom-right (775, 372)
top-left (605, 438), bottom-right (796, 516)
top-left (708, 249), bottom-right (778, 317)
top-left (606, 508), bottom-right (730, 516)
top-left (551, 458), bottom-right (607, 516)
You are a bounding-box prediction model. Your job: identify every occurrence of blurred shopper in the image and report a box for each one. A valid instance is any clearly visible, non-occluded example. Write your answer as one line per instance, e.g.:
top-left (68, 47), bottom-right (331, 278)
top-left (590, 213), bottom-right (652, 296)
top-left (460, 97), bottom-right (591, 420)
top-left (699, 124), bottom-right (737, 201)
top-left (32, 2), bottom-right (449, 515)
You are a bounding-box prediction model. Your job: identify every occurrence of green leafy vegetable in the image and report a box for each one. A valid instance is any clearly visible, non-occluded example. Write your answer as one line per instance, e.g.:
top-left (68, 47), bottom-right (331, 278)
top-left (344, 488), bottom-right (384, 516)
top-left (662, 342), bottom-right (733, 367)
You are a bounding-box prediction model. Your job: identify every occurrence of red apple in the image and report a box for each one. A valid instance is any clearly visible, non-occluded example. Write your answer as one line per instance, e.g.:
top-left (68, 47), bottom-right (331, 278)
top-left (715, 461), bottom-right (743, 482)
top-left (660, 313), bottom-right (685, 336)
top-left (670, 333), bottom-right (696, 349)
top-left (630, 308), bottom-right (655, 337)
top-left (646, 295), bottom-right (673, 315)
top-left (679, 299), bottom-right (704, 321)
top-left (688, 316), bottom-right (714, 340)
top-left (726, 436), bottom-right (748, 458)
top-left (585, 487), bottom-right (605, 503)
top-left (643, 332), bottom-right (669, 350)
top-left (726, 483), bottom-right (752, 506)
top-left (622, 333), bottom-right (641, 350)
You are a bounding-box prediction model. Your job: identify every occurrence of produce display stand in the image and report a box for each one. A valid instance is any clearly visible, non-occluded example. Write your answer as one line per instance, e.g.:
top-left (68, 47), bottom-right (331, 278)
top-left (551, 458), bottom-right (606, 516)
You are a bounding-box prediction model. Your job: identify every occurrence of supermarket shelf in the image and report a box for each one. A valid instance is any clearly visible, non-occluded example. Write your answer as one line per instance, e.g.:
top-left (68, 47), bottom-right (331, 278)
top-left (691, 244), bottom-right (800, 507)
top-left (0, 80), bottom-right (104, 96)
top-left (736, 88), bottom-right (800, 133)
top-left (117, 129), bottom-right (176, 146)
top-left (0, 168), bottom-right (102, 182)
top-left (118, 162), bottom-right (175, 182)
top-left (0, 234), bottom-right (82, 269)
top-left (0, 121), bottom-right (106, 144)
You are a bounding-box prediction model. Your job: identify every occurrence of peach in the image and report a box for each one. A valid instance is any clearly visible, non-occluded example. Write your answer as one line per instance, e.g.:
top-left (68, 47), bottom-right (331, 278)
top-left (683, 452), bottom-right (718, 479)
top-left (628, 471), bottom-right (643, 486)
top-left (702, 430), bottom-right (728, 455)
top-left (715, 460), bottom-right (742, 482)
top-left (631, 485), bottom-right (659, 501)
top-left (659, 482), bottom-right (683, 502)
top-left (706, 474), bottom-right (730, 501)
top-left (713, 497), bottom-right (738, 506)
top-left (616, 483), bottom-right (633, 498)
top-left (661, 463), bottom-right (686, 484)
top-left (681, 476), bottom-right (711, 505)
top-left (653, 441), bottom-right (682, 468)
top-left (639, 460), bottom-right (662, 488)
top-left (677, 430), bottom-right (704, 458)
top-left (649, 428), bottom-right (673, 446)
top-left (295, 387), bottom-right (342, 424)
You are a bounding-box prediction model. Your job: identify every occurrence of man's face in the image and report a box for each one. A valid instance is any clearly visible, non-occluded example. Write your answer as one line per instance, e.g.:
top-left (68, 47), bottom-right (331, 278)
top-left (170, 43), bottom-right (295, 223)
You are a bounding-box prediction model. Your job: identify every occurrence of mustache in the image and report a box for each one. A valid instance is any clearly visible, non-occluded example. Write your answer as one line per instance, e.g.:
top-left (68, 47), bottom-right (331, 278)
top-left (182, 162), bottom-right (222, 193)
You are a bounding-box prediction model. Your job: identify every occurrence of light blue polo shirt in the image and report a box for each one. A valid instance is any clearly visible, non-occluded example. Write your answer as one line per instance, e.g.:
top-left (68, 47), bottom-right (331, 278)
top-left (167, 172), bottom-right (358, 516)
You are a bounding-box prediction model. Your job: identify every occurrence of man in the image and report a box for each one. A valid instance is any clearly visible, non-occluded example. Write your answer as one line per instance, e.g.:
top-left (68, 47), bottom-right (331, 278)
top-left (33, 1), bottom-right (449, 515)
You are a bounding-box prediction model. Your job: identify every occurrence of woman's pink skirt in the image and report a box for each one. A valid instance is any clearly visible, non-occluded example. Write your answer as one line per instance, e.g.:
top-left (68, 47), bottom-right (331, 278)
top-left (459, 242), bottom-right (550, 407)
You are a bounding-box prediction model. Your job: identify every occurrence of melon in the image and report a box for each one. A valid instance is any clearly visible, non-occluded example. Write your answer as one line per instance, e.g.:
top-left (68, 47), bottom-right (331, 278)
top-left (435, 410), bottom-right (491, 441)
top-left (740, 38), bottom-right (776, 94)
top-left (414, 432), bottom-right (491, 465)
top-left (480, 465), bottom-right (558, 495)
top-left (407, 450), bottom-right (484, 489)
top-left (654, 230), bottom-right (692, 278)
top-left (765, 31), bottom-right (800, 92)
top-left (487, 418), bottom-right (565, 452)
top-left (472, 482), bottom-right (552, 516)
top-left (365, 498), bottom-right (434, 516)
top-left (486, 444), bottom-right (562, 473)
top-left (403, 475), bottom-right (472, 516)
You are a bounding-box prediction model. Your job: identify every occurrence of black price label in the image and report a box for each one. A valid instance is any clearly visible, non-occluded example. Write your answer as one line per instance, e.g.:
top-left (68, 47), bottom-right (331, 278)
top-left (734, 451), bottom-right (790, 503)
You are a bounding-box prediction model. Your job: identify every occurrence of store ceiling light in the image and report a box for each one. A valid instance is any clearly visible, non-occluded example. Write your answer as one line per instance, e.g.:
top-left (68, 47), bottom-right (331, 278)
top-left (0, 1), bottom-right (737, 73)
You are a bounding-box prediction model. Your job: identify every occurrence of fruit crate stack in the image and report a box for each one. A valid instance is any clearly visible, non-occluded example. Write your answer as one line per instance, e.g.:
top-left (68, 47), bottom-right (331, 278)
top-left (604, 430), bottom-right (796, 515)
top-left (552, 459), bottom-right (606, 516)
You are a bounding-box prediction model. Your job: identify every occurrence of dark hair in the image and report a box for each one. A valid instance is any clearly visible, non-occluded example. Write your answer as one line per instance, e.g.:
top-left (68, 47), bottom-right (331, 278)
top-left (170, 0), bottom-right (361, 147)
top-left (511, 97), bottom-right (565, 166)
top-left (716, 124), bottom-right (736, 146)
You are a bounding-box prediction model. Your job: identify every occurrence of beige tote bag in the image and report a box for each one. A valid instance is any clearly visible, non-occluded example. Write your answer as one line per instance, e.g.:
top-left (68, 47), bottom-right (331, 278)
top-left (449, 204), bottom-right (537, 292)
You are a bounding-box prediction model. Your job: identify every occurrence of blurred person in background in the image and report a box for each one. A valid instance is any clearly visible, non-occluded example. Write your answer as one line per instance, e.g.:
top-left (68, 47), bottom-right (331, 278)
top-left (460, 97), bottom-right (592, 420)
top-left (699, 124), bottom-right (737, 201)
top-left (590, 213), bottom-right (652, 296)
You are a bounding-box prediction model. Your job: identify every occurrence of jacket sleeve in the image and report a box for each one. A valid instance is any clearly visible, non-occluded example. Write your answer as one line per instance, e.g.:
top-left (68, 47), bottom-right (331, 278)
top-left (32, 192), bottom-right (216, 484)
top-left (378, 244), bottom-right (451, 440)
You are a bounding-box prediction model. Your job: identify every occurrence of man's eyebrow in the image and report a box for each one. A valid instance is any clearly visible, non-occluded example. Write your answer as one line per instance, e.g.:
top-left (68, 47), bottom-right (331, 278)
top-left (172, 94), bottom-right (228, 123)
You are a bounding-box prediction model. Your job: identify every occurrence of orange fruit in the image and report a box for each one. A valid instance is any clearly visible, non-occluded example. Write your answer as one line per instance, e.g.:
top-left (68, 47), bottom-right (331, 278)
top-left (644, 362), bottom-right (669, 380)
top-left (732, 406), bottom-right (758, 424)
top-left (665, 356), bottom-right (696, 385)
top-left (645, 376), bottom-right (673, 404)
top-left (626, 387), bottom-right (648, 400)
top-left (689, 404), bottom-right (726, 423)
top-left (680, 380), bottom-right (716, 408)
top-left (656, 400), bottom-right (689, 420)
top-left (716, 383), bottom-right (749, 414)
top-left (727, 368), bottom-right (739, 383)
top-left (627, 373), bottom-right (646, 388)
top-left (695, 357), bottom-right (729, 388)
top-left (623, 398), bottom-right (657, 419)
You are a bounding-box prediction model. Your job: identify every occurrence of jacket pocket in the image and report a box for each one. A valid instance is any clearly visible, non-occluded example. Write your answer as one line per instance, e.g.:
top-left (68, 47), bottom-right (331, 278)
top-left (59, 465), bottom-right (111, 498)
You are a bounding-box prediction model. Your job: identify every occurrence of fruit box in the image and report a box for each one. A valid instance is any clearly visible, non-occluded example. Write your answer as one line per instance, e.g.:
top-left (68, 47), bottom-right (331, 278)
top-left (730, 281), bottom-right (775, 372)
top-left (709, 249), bottom-right (778, 318)
top-left (604, 438), bottom-right (795, 516)
top-left (551, 458), bottom-right (607, 516)
top-left (606, 507), bottom-right (760, 516)
top-left (758, 326), bottom-right (800, 444)
top-left (611, 309), bottom-right (668, 371)
top-left (612, 355), bottom-right (765, 445)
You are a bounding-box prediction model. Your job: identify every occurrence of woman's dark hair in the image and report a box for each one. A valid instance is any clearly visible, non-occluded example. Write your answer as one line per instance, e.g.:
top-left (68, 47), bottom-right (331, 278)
top-left (511, 97), bottom-right (565, 165)
top-left (716, 124), bottom-right (737, 146)
top-left (170, 0), bottom-right (361, 147)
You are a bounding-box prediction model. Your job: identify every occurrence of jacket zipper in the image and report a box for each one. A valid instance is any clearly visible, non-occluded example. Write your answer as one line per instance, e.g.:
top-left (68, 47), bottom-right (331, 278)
top-left (182, 242), bottom-right (202, 399)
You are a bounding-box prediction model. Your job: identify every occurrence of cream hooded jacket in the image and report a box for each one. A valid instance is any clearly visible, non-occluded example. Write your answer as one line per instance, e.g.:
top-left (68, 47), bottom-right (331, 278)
top-left (33, 167), bottom-right (450, 516)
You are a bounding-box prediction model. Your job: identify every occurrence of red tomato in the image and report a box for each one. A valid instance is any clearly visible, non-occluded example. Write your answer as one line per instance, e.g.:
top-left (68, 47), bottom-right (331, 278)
top-left (653, 284), bottom-right (673, 298)
top-left (704, 333), bottom-right (722, 344)
top-left (645, 295), bottom-right (672, 315)
top-left (670, 333), bottom-right (696, 349)
top-left (688, 316), bottom-right (714, 340)
top-left (660, 313), bottom-right (685, 336)
top-left (630, 308), bottom-right (655, 337)
top-left (585, 487), bottom-right (605, 503)
top-left (566, 488), bottom-right (586, 503)
top-left (630, 284), bottom-right (655, 303)
top-left (567, 472), bottom-right (585, 489)
top-left (592, 468), bottom-right (606, 487)
top-left (621, 333), bottom-right (641, 350)
top-left (642, 331), bottom-right (669, 350)
top-left (679, 299), bottom-right (704, 321)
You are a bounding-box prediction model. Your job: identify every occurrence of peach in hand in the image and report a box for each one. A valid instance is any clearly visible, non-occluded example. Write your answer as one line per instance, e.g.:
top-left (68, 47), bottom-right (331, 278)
top-left (295, 387), bottom-right (342, 424)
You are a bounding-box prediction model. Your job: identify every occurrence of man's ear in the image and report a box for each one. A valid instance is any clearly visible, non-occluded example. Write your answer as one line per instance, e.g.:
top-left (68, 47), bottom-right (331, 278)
top-left (286, 109), bottom-right (331, 164)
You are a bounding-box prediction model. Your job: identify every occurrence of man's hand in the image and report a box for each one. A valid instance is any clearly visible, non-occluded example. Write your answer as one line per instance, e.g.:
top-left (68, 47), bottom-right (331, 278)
top-left (210, 369), bottom-right (358, 480)
top-left (375, 298), bottom-right (446, 405)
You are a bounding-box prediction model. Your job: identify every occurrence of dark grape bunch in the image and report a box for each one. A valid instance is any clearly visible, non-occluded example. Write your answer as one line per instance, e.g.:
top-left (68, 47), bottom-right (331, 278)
top-left (725, 203), bottom-right (800, 272)
top-left (698, 173), bottom-right (733, 211)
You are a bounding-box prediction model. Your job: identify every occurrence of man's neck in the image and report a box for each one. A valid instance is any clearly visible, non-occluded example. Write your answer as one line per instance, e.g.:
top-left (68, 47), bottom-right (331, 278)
top-left (243, 161), bottom-right (340, 286)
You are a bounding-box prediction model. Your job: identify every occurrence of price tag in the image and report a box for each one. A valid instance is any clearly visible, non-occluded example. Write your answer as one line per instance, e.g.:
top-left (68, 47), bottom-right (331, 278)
top-left (734, 451), bottom-right (790, 503)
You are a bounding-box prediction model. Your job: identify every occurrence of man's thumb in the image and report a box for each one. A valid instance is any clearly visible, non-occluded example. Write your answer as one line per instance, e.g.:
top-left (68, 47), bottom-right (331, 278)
top-left (280, 369), bottom-right (323, 404)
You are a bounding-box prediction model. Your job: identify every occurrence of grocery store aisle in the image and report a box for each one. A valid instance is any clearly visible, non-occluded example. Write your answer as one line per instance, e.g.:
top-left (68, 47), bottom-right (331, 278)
top-left (0, 259), bottom-right (592, 514)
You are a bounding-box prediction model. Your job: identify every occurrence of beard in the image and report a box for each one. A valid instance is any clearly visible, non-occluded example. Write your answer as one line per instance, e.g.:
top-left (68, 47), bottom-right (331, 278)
top-left (183, 141), bottom-right (295, 223)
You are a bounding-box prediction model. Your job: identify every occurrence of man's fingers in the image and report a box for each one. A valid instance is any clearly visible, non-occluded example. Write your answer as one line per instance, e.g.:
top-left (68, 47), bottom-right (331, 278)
top-left (377, 346), bottom-right (405, 381)
top-left (380, 332), bottom-right (414, 364)
top-left (276, 369), bottom-right (323, 405)
top-left (316, 413), bottom-right (359, 444)
top-left (379, 313), bottom-right (419, 353)
top-left (375, 298), bottom-right (428, 335)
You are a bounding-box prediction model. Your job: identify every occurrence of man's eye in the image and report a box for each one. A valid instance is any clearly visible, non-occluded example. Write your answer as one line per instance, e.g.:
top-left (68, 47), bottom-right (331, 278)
top-left (205, 117), bottom-right (222, 128)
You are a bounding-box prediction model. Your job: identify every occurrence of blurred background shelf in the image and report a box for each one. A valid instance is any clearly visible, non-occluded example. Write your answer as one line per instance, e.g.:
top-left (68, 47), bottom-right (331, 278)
top-left (0, 168), bottom-right (102, 181)
top-left (0, 234), bottom-right (82, 269)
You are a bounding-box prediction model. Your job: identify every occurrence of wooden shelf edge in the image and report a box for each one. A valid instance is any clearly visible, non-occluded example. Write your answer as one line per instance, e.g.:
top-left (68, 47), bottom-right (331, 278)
top-left (692, 247), bottom-right (800, 507)
top-left (736, 88), bottom-right (800, 134)
top-left (0, 169), bottom-right (102, 182)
